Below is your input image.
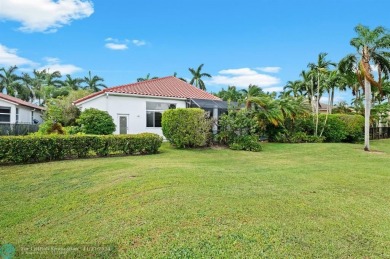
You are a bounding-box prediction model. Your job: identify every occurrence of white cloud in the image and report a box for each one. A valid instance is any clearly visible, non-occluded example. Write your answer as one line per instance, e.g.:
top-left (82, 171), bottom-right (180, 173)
top-left (37, 57), bottom-right (82, 74)
top-left (208, 68), bottom-right (281, 89)
top-left (256, 66), bottom-right (281, 73)
top-left (132, 39), bottom-right (146, 47)
top-left (0, 0), bottom-right (94, 33)
top-left (0, 44), bottom-right (36, 67)
top-left (105, 43), bottom-right (128, 50)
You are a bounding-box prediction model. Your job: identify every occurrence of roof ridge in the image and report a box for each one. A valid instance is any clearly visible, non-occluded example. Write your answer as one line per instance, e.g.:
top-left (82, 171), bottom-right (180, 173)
top-left (107, 76), bottom-right (175, 91)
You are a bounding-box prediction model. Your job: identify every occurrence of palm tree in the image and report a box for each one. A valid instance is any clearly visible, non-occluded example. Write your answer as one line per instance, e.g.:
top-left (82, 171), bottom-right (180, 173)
top-left (217, 86), bottom-right (243, 102)
top-left (308, 53), bottom-right (336, 136)
top-left (30, 69), bottom-right (47, 105)
top-left (246, 95), bottom-right (284, 130)
top-left (189, 64), bottom-right (212, 90)
top-left (339, 24), bottom-right (390, 151)
top-left (241, 84), bottom-right (265, 108)
top-left (83, 71), bottom-right (107, 92)
top-left (137, 73), bottom-right (158, 82)
top-left (283, 80), bottom-right (303, 98)
top-left (0, 66), bottom-right (22, 96)
top-left (63, 74), bottom-right (84, 90)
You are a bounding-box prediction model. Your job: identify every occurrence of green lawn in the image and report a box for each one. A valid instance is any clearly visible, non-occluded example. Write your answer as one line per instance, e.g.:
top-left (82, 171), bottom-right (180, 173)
top-left (1, 140), bottom-right (390, 258)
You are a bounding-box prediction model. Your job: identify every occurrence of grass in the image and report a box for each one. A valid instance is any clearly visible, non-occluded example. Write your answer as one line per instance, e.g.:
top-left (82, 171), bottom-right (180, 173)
top-left (1, 140), bottom-right (390, 257)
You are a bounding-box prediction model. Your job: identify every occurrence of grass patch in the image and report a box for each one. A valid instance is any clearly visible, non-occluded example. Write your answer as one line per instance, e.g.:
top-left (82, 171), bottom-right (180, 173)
top-left (1, 140), bottom-right (390, 257)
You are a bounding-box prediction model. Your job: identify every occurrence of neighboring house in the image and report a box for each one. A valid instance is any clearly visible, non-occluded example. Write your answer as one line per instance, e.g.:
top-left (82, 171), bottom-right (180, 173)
top-left (0, 93), bottom-right (44, 125)
top-left (74, 76), bottom-right (222, 136)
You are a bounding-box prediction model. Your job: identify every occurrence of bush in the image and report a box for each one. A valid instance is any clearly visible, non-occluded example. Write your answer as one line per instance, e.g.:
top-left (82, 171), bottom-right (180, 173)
top-left (273, 131), bottom-right (325, 143)
top-left (217, 109), bottom-right (262, 152)
top-left (162, 108), bottom-right (212, 148)
top-left (268, 114), bottom-right (364, 143)
top-left (38, 121), bottom-right (66, 135)
top-left (0, 133), bottom-right (163, 164)
top-left (77, 108), bottom-right (116, 135)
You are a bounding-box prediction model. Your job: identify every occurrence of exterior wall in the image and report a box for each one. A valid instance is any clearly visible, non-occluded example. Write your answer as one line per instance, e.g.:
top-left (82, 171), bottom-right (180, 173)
top-left (0, 99), bottom-right (43, 124)
top-left (77, 94), bottom-right (186, 136)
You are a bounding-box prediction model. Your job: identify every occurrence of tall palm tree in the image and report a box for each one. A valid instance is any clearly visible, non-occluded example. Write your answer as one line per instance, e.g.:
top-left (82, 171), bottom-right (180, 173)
top-left (189, 64), bottom-right (212, 90)
top-left (83, 71), bottom-right (107, 92)
top-left (339, 24), bottom-right (390, 151)
top-left (137, 73), bottom-right (158, 82)
top-left (308, 53), bottom-right (336, 136)
top-left (63, 74), bottom-right (84, 90)
top-left (0, 66), bottom-right (22, 96)
top-left (30, 69), bottom-right (47, 105)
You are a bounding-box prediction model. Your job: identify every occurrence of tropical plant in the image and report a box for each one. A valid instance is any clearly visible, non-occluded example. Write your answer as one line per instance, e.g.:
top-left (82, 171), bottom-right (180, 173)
top-left (189, 64), bottom-right (212, 90)
top-left (339, 24), bottom-right (390, 151)
top-left (0, 66), bottom-right (23, 97)
top-left (308, 53), bottom-right (336, 136)
top-left (77, 108), bottom-right (115, 135)
top-left (63, 74), bottom-right (84, 90)
top-left (216, 86), bottom-right (243, 102)
top-left (83, 71), bottom-right (107, 92)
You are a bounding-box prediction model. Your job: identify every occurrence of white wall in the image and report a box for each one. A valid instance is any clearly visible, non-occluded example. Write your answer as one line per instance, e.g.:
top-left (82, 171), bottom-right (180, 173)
top-left (77, 94), bottom-right (186, 136)
top-left (0, 99), bottom-right (43, 124)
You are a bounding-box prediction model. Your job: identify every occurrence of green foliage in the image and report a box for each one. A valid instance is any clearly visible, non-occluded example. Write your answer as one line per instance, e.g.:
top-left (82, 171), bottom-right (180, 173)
top-left (38, 121), bottom-right (66, 135)
top-left (229, 135), bottom-right (262, 152)
top-left (77, 108), bottom-right (116, 135)
top-left (268, 114), bottom-right (364, 143)
top-left (162, 108), bottom-right (212, 148)
top-left (0, 133), bottom-right (163, 164)
top-left (273, 131), bottom-right (325, 143)
top-left (43, 90), bottom-right (91, 126)
top-left (217, 109), bottom-right (262, 151)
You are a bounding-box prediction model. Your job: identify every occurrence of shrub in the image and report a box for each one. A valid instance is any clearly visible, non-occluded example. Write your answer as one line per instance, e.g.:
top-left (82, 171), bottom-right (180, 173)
top-left (0, 133), bottom-right (163, 164)
top-left (38, 121), bottom-right (66, 135)
top-left (77, 108), bottom-right (116, 135)
top-left (268, 114), bottom-right (364, 143)
top-left (217, 109), bottom-right (262, 152)
top-left (162, 108), bottom-right (212, 148)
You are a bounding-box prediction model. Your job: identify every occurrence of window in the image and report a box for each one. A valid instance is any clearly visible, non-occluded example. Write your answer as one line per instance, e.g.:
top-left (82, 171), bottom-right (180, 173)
top-left (0, 107), bottom-right (11, 123)
top-left (146, 102), bottom-right (176, 127)
top-left (16, 108), bottom-right (19, 123)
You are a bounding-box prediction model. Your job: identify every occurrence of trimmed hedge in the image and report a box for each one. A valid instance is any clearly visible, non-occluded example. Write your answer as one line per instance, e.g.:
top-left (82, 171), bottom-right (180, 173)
top-left (162, 108), bottom-right (212, 148)
top-left (0, 133), bottom-right (163, 164)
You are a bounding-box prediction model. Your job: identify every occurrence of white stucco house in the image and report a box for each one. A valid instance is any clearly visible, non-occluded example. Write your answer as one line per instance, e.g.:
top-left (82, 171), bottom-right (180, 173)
top-left (0, 93), bottom-right (44, 125)
top-left (74, 76), bottom-right (223, 136)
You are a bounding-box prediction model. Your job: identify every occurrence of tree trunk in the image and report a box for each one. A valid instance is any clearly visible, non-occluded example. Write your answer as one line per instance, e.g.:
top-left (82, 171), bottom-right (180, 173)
top-left (315, 71), bottom-right (320, 137)
top-left (364, 77), bottom-right (371, 151)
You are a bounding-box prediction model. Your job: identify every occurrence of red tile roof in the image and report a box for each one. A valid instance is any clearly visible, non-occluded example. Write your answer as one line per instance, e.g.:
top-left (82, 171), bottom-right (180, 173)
top-left (0, 93), bottom-right (45, 110)
top-left (74, 76), bottom-right (221, 104)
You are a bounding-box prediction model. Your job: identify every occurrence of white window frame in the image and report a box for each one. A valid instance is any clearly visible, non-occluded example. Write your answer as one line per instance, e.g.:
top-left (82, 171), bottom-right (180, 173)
top-left (0, 106), bottom-right (11, 124)
top-left (146, 102), bottom-right (176, 128)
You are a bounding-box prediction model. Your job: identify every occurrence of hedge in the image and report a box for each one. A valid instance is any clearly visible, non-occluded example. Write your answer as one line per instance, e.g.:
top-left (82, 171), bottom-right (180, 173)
top-left (0, 133), bottom-right (163, 164)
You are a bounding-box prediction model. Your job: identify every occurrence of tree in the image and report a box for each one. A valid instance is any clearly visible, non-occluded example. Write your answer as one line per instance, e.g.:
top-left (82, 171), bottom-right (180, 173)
top-left (283, 80), bottom-right (303, 98)
top-left (83, 71), bottom-right (107, 92)
top-left (308, 53), bottom-right (336, 136)
top-left (189, 64), bottom-right (212, 90)
top-left (241, 84), bottom-right (265, 108)
top-left (63, 74), bottom-right (84, 90)
top-left (0, 66), bottom-right (23, 97)
top-left (339, 24), bottom-right (390, 151)
top-left (216, 86), bottom-right (243, 102)
top-left (137, 73), bottom-right (158, 82)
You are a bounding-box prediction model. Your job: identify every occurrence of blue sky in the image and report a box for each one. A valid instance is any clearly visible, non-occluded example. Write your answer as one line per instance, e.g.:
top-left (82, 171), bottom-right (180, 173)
top-left (1, 0), bottom-right (389, 103)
